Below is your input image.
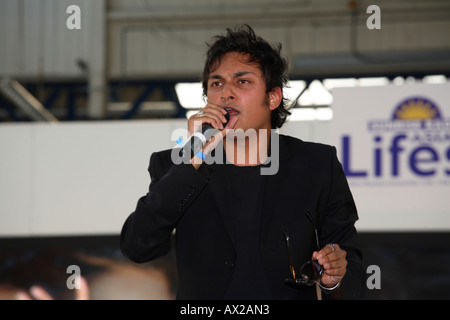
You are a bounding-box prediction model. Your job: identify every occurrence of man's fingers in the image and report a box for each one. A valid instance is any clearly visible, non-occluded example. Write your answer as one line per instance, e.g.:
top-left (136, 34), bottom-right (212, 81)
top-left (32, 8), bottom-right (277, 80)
top-left (323, 265), bottom-right (347, 277)
top-left (30, 286), bottom-right (54, 300)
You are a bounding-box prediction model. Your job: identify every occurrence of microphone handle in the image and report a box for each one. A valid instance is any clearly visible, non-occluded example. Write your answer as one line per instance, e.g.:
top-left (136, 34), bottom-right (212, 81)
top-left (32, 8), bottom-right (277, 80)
top-left (190, 125), bottom-right (218, 158)
top-left (182, 110), bottom-right (230, 159)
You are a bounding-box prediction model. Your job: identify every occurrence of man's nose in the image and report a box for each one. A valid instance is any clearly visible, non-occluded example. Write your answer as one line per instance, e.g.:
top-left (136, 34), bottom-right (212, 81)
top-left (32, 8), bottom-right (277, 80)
top-left (220, 84), bottom-right (236, 101)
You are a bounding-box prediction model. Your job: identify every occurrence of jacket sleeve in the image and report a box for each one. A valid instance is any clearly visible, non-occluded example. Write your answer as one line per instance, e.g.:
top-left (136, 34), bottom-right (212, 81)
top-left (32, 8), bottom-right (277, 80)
top-left (320, 146), bottom-right (365, 299)
top-left (120, 151), bottom-right (209, 263)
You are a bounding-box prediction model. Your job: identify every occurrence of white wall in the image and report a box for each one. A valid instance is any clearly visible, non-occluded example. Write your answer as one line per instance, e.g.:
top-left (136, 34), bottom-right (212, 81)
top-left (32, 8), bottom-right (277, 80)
top-left (0, 119), bottom-right (326, 236)
top-left (0, 120), bottom-right (183, 236)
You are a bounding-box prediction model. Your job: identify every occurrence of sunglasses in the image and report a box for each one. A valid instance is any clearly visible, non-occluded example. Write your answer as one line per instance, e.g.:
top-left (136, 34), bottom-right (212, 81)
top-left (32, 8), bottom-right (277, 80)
top-left (283, 209), bottom-right (324, 288)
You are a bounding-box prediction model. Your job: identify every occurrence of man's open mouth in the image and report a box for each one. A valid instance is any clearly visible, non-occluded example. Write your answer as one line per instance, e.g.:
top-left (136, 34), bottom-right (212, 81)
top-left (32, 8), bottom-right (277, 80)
top-left (224, 105), bottom-right (240, 116)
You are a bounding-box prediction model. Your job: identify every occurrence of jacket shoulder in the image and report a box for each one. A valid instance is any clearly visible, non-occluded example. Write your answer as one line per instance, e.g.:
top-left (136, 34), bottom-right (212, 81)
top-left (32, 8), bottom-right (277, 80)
top-left (148, 148), bottom-right (175, 178)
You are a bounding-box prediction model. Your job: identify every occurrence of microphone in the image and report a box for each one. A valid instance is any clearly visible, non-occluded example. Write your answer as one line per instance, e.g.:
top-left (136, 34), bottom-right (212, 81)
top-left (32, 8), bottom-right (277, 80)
top-left (180, 110), bottom-right (230, 159)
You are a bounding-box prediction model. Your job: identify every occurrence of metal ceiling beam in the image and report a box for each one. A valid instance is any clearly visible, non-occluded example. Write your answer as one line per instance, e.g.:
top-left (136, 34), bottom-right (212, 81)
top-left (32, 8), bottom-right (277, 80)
top-left (0, 77), bottom-right (58, 122)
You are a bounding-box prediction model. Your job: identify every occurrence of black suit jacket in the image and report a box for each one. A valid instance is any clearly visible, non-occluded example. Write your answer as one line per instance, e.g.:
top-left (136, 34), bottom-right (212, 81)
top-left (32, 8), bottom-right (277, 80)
top-left (120, 133), bottom-right (365, 299)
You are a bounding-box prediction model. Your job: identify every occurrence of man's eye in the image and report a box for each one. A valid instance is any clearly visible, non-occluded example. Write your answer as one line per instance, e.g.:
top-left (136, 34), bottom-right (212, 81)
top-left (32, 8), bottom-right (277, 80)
top-left (239, 79), bottom-right (249, 84)
top-left (211, 81), bottom-right (222, 87)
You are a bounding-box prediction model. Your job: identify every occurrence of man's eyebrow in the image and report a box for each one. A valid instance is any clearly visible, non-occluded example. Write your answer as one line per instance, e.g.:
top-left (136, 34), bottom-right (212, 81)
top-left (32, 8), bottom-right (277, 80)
top-left (209, 74), bottom-right (224, 80)
top-left (209, 71), bottom-right (256, 80)
top-left (233, 71), bottom-right (255, 77)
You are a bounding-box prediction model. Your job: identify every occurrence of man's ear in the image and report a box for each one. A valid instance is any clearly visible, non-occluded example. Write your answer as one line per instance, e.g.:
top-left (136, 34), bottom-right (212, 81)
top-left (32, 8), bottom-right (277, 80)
top-left (269, 87), bottom-right (282, 111)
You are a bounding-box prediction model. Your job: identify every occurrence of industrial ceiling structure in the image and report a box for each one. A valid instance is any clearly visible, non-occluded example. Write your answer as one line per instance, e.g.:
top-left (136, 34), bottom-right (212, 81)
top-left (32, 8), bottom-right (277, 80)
top-left (1, 0), bottom-right (449, 121)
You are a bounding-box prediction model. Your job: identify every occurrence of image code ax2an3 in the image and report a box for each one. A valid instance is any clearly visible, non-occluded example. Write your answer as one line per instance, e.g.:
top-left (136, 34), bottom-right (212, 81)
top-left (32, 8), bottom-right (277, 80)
top-left (180, 304), bottom-right (270, 317)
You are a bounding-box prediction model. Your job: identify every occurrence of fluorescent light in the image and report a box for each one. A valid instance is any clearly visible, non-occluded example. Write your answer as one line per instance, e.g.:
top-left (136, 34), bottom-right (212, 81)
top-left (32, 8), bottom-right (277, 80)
top-left (175, 82), bottom-right (205, 109)
top-left (284, 80), bottom-right (306, 105)
top-left (323, 78), bottom-right (358, 90)
top-left (288, 108), bottom-right (333, 121)
top-left (423, 75), bottom-right (447, 84)
top-left (298, 80), bottom-right (333, 106)
top-left (358, 77), bottom-right (390, 86)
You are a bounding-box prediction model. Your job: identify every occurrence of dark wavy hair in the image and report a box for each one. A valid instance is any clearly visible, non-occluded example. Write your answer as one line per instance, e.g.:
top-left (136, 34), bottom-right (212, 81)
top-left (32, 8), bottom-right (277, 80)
top-left (202, 24), bottom-right (291, 129)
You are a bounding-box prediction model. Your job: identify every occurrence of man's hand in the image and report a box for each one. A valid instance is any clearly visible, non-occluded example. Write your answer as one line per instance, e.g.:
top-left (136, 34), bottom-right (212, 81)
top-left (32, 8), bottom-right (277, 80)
top-left (188, 103), bottom-right (238, 169)
top-left (313, 243), bottom-right (347, 288)
top-left (15, 276), bottom-right (90, 300)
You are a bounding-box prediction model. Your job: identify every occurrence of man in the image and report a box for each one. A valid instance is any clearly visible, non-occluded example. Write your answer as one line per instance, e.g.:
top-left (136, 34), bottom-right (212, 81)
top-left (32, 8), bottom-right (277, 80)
top-left (120, 25), bottom-right (365, 300)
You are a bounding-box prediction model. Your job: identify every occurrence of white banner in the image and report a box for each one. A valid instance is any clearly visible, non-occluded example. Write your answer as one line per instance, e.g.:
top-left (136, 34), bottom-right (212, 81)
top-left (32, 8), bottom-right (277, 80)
top-left (331, 83), bottom-right (450, 231)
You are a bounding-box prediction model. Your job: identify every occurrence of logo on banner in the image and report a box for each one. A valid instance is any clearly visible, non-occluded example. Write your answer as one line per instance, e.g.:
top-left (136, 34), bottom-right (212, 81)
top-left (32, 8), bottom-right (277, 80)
top-left (342, 96), bottom-right (450, 185)
top-left (392, 97), bottom-right (442, 121)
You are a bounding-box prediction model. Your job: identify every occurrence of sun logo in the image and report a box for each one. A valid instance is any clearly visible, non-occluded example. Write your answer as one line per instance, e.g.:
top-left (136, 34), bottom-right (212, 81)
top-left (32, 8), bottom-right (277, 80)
top-left (392, 97), bottom-right (442, 120)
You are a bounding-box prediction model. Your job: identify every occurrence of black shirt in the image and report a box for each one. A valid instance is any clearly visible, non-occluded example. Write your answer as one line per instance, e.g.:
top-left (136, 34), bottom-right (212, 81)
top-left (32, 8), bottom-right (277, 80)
top-left (223, 164), bottom-right (273, 299)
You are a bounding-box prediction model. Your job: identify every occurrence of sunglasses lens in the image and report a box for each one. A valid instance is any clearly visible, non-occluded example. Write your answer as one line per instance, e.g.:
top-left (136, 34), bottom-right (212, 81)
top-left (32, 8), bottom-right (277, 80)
top-left (300, 260), bottom-right (324, 285)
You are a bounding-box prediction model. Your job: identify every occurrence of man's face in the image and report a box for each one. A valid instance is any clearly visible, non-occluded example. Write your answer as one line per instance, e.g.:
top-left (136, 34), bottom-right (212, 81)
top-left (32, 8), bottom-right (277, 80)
top-left (206, 51), bottom-right (280, 132)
